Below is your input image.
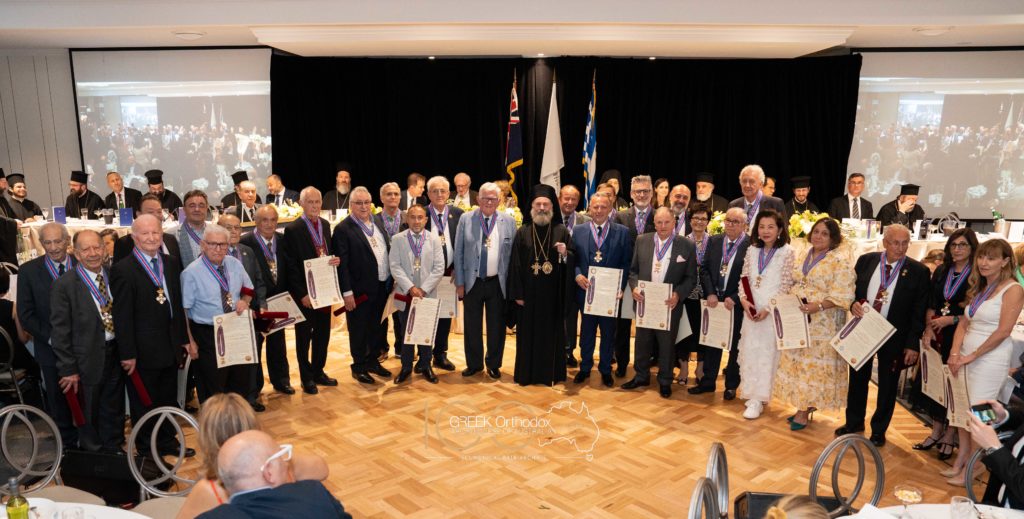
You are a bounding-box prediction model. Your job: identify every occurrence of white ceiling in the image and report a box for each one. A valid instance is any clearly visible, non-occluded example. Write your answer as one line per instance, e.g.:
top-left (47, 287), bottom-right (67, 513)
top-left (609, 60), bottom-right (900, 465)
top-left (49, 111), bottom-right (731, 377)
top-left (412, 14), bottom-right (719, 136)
top-left (0, 0), bottom-right (1023, 58)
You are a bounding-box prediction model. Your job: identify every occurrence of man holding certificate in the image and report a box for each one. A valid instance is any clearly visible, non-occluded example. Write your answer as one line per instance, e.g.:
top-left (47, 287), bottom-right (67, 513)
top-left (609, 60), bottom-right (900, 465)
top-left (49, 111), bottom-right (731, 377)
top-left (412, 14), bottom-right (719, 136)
top-left (181, 223), bottom-right (256, 402)
top-left (612, 175), bottom-right (656, 378)
top-left (571, 194), bottom-right (631, 388)
top-left (283, 187), bottom-right (340, 395)
top-left (622, 207), bottom-right (697, 398)
top-left (424, 176), bottom-right (462, 372)
top-left (837, 224), bottom-right (929, 447)
top-left (389, 204), bottom-right (445, 384)
top-left (690, 207), bottom-right (749, 399)
top-left (333, 187), bottom-right (394, 385)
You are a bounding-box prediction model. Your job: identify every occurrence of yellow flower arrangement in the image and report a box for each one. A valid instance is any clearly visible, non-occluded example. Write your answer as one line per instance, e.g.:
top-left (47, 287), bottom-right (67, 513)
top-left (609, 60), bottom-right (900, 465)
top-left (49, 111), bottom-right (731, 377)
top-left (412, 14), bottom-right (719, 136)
top-left (788, 210), bottom-right (831, 239)
top-left (271, 201), bottom-right (304, 221)
top-left (706, 211), bottom-right (727, 235)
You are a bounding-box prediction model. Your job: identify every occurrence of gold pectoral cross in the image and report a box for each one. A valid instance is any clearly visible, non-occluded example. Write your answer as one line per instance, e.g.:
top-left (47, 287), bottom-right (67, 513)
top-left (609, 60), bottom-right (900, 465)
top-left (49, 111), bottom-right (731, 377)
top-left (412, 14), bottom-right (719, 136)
top-left (531, 261), bottom-right (541, 276)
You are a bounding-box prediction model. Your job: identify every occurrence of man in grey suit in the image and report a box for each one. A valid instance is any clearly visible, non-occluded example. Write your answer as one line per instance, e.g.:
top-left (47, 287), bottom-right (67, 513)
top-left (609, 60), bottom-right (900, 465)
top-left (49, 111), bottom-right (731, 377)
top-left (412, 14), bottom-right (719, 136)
top-left (453, 182), bottom-right (517, 379)
top-left (559, 185), bottom-right (589, 367)
top-left (622, 208), bottom-right (698, 398)
top-left (49, 230), bottom-right (125, 453)
top-left (389, 204), bottom-right (445, 384)
top-left (728, 164), bottom-right (788, 230)
top-left (219, 214), bottom-right (267, 411)
top-left (178, 189), bottom-right (210, 267)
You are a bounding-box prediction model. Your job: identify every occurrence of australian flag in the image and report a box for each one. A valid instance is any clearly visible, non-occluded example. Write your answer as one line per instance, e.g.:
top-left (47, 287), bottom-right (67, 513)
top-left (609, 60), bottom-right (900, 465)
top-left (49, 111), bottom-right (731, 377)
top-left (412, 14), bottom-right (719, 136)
top-left (582, 71), bottom-right (597, 207)
top-left (505, 74), bottom-right (523, 207)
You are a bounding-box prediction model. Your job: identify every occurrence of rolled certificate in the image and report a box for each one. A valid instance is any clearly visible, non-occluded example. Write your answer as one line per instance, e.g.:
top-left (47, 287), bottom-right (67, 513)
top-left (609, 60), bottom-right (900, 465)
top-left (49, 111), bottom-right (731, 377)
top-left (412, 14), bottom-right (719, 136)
top-left (740, 276), bottom-right (756, 318)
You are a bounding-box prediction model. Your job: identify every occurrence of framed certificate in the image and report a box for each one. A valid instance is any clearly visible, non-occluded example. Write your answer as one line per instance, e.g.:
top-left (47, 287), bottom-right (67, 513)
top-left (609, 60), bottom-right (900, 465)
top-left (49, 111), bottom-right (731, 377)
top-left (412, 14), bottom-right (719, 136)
top-left (584, 266), bottom-right (622, 318)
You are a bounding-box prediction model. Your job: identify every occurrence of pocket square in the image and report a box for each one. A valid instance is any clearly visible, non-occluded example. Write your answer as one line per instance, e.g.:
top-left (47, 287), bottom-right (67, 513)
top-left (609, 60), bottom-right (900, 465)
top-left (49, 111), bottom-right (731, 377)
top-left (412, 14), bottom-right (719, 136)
top-left (676, 255), bottom-right (685, 263)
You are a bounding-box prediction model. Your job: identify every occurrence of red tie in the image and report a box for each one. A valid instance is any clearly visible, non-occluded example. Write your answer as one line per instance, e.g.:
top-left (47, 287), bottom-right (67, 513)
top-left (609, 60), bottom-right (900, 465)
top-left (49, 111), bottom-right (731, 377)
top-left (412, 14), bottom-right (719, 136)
top-left (872, 264), bottom-right (892, 312)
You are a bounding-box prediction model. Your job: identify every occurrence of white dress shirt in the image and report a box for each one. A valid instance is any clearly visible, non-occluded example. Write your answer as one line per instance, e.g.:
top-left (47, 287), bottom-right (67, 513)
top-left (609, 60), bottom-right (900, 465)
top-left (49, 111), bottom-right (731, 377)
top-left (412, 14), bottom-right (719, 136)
top-left (481, 214), bottom-right (501, 277)
top-left (865, 259), bottom-right (900, 318)
top-left (651, 235), bottom-right (671, 284)
top-left (83, 268), bottom-right (115, 341)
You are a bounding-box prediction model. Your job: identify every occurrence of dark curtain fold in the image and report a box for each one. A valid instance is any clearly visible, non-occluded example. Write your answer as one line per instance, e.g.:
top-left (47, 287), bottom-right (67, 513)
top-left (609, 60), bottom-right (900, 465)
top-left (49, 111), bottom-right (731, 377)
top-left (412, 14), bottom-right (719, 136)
top-left (271, 53), bottom-right (862, 211)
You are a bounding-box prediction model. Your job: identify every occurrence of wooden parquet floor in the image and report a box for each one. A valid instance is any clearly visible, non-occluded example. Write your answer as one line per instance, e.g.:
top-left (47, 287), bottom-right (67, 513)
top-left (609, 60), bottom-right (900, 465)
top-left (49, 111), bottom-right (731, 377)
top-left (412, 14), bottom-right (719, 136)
top-left (168, 328), bottom-right (982, 518)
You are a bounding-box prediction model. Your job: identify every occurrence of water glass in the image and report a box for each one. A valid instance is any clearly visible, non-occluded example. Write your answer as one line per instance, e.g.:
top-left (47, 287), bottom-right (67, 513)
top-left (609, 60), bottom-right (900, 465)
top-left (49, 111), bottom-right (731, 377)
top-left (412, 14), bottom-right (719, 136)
top-left (950, 496), bottom-right (977, 519)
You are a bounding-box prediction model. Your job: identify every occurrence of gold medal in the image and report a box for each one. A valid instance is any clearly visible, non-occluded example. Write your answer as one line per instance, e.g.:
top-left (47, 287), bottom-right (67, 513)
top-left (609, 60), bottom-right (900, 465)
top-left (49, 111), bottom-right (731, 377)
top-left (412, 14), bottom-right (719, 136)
top-left (654, 262), bottom-right (661, 273)
top-left (414, 257), bottom-right (421, 272)
top-left (531, 261), bottom-right (541, 275)
top-left (155, 287), bottom-right (167, 305)
top-left (226, 294), bottom-right (234, 309)
top-left (268, 260), bottom-right (278, 284)
top-left (594, 251), bottom-right (603, 263)
top-left (542, 261), bottom-right (553, 275)
top-left (755, 275), bottom-right (762, 289)
top-left (720, 264), bottom-right (728, 277)
top-left (439, 234), bottom-right (445, 245)
top-left (941, 302), bottom-right (950, 316)
top-left (485, 237), bottom-right (492, 248)
top-left (371, 237), bottom-right (378, 247)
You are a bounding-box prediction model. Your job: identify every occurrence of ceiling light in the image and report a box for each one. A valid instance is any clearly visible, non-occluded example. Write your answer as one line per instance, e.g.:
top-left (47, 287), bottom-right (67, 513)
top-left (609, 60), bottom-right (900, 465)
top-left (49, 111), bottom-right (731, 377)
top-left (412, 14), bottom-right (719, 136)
top-left (173, 31), bottom-right (206, 41)
top-left (428, 56), bottom-right (436, 60)
top-left (649, 56), bottom-right (656, 60)
top-left (912, 26), bottom-right (954, 37)
top-left (537, 53), bottom-right (545, 57)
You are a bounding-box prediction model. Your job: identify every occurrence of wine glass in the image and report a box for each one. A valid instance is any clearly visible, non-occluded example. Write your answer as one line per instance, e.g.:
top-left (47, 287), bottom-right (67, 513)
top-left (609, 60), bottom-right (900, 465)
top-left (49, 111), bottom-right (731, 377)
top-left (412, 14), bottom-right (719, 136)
top-left (79, 208), bottom-right (88, 220)
top-left (893, 485), bottom-right (922, 519)
top-left (42, 208), bottom-right (50, 221)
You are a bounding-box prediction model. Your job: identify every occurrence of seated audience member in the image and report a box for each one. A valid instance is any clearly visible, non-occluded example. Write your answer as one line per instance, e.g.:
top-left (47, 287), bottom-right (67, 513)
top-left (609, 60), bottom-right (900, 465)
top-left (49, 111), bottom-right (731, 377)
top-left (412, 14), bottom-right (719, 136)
top-left (100, 228), bottom-right (118, 269)
top-left (967, 399), bottom-right (1024, 508)
top-left (765, 495), bottom-right (829, 519)
top-left (197, 430), bottom-right (350, 519)
top-left (921, 249), bottom-right (945, 274)
top-left (177, 394), bottom-right (329, 519)
top-left (0, 269), bottom-right (37, 374)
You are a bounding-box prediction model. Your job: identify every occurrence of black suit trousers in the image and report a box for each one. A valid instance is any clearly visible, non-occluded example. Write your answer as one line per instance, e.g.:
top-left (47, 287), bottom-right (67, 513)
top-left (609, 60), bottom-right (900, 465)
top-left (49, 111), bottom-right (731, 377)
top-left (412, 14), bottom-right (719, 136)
top-left (846, 349), bottom-right (902, 436)
top-left (463, 277), bottom-right (505, 371)
top-left (190, 322), bottom-right (250, 402)
top-left (40, 363), bottom-right (79, 447)
top-left (78, 342), bottom-right (125, 452)
top-left (256, 329), bottom-right (290, 389)
top-left (294, 308), bottom-right (332, 383)
top-left (614, 317), bottom-right (632, 367)
top-left (677, 297), bottom-right (702, 361)
top-left (127, 365), bottom-right (179, 450)
top-left (433, 317), bottom-right (451, 360)
top-left (695, 306), bottom-right (742, 391)
top-left (346, 281), bottom-right (388, 373)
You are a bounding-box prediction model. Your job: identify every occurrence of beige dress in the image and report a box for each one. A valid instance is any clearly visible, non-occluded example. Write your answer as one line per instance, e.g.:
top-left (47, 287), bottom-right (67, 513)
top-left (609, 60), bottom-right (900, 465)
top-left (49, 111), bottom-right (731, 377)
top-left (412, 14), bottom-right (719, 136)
top-left (773, 242), bottom-right (856, 411)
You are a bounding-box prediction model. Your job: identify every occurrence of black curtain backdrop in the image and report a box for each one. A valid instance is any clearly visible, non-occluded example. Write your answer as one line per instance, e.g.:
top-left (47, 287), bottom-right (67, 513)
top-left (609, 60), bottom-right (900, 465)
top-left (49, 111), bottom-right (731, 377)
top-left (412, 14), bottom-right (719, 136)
top-left (271, 53), bottom-right (862, 211)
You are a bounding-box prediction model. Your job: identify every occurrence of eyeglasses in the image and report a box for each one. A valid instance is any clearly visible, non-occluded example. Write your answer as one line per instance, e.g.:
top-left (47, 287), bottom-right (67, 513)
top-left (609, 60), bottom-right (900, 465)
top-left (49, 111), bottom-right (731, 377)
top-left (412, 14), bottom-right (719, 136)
top-left (205, 241), bottom-right (229, 249)
top-left (690, 216), bottom-right (709, 222)
top-left (479, 196), bottom-right (499, 203)
top-left (631, 189), bottom-right (652, 195)
top-left (351, 201), bottom-right (372, 206)
top-left (724, 218), bottom-right (745, 225)
top-left (428, 189), bottom-right (449, 195)
top-left (950, 242), bottom-right (971, 250)
top-left (259, 444), bottom-right (293, 472)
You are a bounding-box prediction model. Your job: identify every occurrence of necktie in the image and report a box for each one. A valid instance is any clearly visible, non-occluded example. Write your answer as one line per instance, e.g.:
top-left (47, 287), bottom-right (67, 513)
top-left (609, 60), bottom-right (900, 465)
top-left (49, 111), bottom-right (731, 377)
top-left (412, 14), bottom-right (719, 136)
top-left (231, 247), bottom-right (241, 260)
top-left (478, 217), bottom-right (489, 279)
top-left (95, 273), bottom-right (114, 333)
top-left (276, 194), bottom-right (283, 206)
top-left (117, 194), bottom-right (124, 209)
top-left (153, 257), bottom-right (172, 316)
top-left (872, 264), bottom-right (892, 312)
top-left (218, 265), bottom-right (233, 313)
top-left (597, 225), bottom-right (604, 238)
top-left (721, 241), bottom-right (735, 290)
top-left (852, 198), bottom-right (860, 219)
top-left (58, 263), bottom-right (65, 275)
top-left (413, 234), bottom-right (422, 287)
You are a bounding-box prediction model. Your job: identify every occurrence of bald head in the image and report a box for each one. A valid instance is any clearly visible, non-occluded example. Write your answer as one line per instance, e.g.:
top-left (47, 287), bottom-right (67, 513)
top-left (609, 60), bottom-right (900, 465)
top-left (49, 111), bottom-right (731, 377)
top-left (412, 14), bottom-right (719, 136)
top-left (217, 430), bottom-right (288, 496)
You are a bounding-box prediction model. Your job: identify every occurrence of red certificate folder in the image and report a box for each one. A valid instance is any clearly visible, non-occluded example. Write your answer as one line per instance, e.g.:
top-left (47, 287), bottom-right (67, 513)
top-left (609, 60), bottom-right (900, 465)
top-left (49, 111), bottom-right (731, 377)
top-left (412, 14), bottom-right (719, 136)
top-left (739, 276), bottom-right (757, 318)
top-left (332, 294), bottom-right (369, 316)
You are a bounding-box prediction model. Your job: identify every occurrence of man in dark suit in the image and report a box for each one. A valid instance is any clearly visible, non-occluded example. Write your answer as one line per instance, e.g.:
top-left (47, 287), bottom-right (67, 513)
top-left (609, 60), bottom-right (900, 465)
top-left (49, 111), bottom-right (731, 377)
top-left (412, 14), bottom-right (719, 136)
top-left (103, 171), bottom-right (142, 214)
top-left (265, 174), bottom-right (299, 207)
top-left (242, 206), bottom-right (294, 395)
top-left (424, 176), bottom-right (462, 371)
top-left (836, 224), bottom-right (928, 446)
top-left (571, 193), bottom-right (632, 388)
top-left (221, 170), bottom-right (263, 209)
top-left (728, 164), bottom-right (788, 230)
top-left (228, 181), bottom-right (262, 226)
top-left (690, 173), bottom-right (730, 215)
top-left (283, 187), bottom-right (339, 395)
top-left (110, 215), bottom-right (194, 456)
top-left (451, 172), bottom-right (478, 208)
top-left (875, 183), bottom-right (926, 229)
top-left (967, 399), bottom-right (1024, 508)
top-left (373, 182), bottom-right (406, 360)
top-left (559, 185), bottom-right (589, 367)
top-left (112, 194), bottom-right (182, 268)
top-left (400, 172), bottom-right (428, 210)
top-left (334, 187), bottom-right (394, 385)
top-left (669, 184), bottom-right (693, 237)
top-left (623, 207), bottom-right (698, 398)
top-left (826, 173), bottom-right (874, 220)
top-left (322, 165), bottom-right (352, 212)
top-left (64, 170), bottom-right (105, 220)
top-left (198, 430), bottom-right (352, 519)
top-left (612, 175), bottom-right (656, 378)
top-left (689, 207), bottom-right (749, 399)
top-left (16, 223), bottom-right (77, 447)
top-left (220, 214), bottom-right (267, 410)
top-left (49, 230), bottom-right (125, 453)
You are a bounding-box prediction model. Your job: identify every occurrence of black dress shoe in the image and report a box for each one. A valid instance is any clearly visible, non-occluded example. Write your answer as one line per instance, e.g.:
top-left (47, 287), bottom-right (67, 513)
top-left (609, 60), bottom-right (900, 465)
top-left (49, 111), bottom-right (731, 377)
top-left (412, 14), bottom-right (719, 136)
top-left (601, 372), bottom-right (614, 387)
top-left (834, 425), bottom-right (865, 437)
top-left (422, 366), bottom-right (439, 384)
top-left (614, 366), bottom-right (627, 378)
top-left (723, 389), bottom-right (736, 401)
top-left (869, 434), bottom-right (886, 447)
top-left (249, 401), bottom-right (266, 412)
top-left (273, 384), bottom-right (295, 395)
top-left (486, 367), bottom-right (501, 379)
top-left (433, 357), bottom-right (457, 371)
top-left (687, 386), bottom-right (713, 395)
top-left (368, 365), bottom-right (392, 378)
top-left (352, 372), bottom-right (375, 384)
top-left (573, 371), bottom-right (590, 384)
top-left (620, 378), bottom-right (649, 390)
top-left (302, 382), bottom-right (319, 394)
top-left (314, 375), bottom-right (338, 386)
top-left (566, 355), bottom-right (579, 368)
top-left (659, 384), bottom-right (672, 399)
top-left (462, 367), bottom-right (481, 377)
top-left (395, 369), bottom-right (412, 384)
top-left (414, 365), bottom-right (424, 374)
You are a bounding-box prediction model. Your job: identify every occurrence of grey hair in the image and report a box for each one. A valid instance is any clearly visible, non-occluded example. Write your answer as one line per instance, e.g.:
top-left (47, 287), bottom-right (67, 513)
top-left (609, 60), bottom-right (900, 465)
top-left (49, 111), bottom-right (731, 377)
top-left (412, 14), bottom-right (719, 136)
top-left (883, 223), bottom-right (911, 240)
top-left (131, 213), bottom-right (161, 233)
top-left (379, 182), bottom-right (400, 199)
top-left (349, 186), bottom-right (372, 208)
top-left (39, 222), bottom-right (70, 242)
top-left (299, 186), bottom-right (321, 203)
top-left (427, 175), bottom-right (450, 192)
top-left (203, 223), bottom-right (230, 241)
top-left (479, 182), bottom-right (501, 197)
top-left (739, 165), bottom-right (766, 184)
top-left (725, 207), bottom-right (746, 220)
top-left (631, 175), bottom-right (652, 188)
top-left (454, 172), bottom-right (471, 183)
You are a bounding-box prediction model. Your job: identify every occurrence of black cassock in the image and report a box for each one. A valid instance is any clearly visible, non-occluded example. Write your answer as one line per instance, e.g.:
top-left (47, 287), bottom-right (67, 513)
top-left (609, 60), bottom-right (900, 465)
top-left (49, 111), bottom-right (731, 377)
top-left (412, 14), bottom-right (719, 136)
top-left (508, 223), bottom-right (575, 385)
top-left (0, 198), bottom-right (16, 265)
top-left (64, 190), bottom-right (105, 219)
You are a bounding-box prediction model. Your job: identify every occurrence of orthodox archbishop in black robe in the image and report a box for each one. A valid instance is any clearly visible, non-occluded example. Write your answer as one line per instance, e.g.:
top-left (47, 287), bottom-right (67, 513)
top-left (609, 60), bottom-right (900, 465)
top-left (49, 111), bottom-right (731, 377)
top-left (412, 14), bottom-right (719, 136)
top-left (509, 185), bottom-right (576, 386)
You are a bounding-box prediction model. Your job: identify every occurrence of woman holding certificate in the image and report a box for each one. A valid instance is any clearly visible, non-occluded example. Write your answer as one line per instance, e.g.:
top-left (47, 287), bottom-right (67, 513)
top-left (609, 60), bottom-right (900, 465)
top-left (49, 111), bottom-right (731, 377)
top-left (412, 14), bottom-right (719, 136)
top-left (946, 239), bottom-right (1024, 486)
top-left (774, 218), bottom-right (855, 431)
top-left (915, 228), bottom-right (977, 461)
top-left (737, 210), bottom-right (794, 419)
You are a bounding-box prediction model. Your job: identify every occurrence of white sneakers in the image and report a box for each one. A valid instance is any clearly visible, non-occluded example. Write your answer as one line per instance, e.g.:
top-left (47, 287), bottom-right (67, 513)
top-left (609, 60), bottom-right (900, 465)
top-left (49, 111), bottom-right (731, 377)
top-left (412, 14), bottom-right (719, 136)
top-left (743, 400), bottom-right (763, 419)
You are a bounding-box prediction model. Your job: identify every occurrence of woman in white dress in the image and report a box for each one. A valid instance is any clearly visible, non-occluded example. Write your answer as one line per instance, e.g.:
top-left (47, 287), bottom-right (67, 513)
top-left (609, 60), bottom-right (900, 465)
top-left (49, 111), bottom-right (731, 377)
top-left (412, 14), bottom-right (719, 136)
top-left (945, 238), bottom-right (1024, 486)
top-left (738, 210), bottom-right (795, 419)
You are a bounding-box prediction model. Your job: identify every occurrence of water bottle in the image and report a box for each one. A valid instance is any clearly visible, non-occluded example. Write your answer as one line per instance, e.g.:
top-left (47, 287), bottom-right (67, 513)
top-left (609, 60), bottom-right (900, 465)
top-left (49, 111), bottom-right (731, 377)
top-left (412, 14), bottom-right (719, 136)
top-left (5, 476), bottom-right (28, 519)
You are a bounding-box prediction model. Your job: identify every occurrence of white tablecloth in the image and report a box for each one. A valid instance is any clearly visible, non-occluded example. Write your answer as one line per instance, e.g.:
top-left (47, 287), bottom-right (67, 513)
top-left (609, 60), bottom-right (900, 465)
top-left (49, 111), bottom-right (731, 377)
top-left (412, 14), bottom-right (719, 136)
top-left (0, 498), bottom-right (149, 518)
top-left (879, 503), bottom-right (1024, 518)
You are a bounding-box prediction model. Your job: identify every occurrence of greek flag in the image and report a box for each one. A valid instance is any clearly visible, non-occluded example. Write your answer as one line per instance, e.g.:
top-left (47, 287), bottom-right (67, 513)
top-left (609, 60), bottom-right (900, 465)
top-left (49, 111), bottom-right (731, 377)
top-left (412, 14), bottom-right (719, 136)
top-left (582, 71), bottom-right (597, 207)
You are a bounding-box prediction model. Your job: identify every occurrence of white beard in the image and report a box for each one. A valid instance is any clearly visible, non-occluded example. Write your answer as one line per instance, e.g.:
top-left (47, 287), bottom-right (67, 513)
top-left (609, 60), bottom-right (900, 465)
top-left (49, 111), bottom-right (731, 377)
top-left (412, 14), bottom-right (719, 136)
top-left (338, 185), bottom-right (350, 195)
top-left (531, 210), bottom-right (552, 226)
top-left (697, 193), bottom-right (710, 202)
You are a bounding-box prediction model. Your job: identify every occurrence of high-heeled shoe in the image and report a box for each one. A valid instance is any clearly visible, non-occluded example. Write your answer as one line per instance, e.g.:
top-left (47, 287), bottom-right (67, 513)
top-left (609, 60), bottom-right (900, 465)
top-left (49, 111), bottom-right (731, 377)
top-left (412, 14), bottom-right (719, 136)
top-left (940, 467), bottom-right (961, 478)
top-left (913, 435), bottom-right (941, 451)
top-left (937, 442), bottom-right (954, 461)
top-left (789, 408), bottom-right (816, 430)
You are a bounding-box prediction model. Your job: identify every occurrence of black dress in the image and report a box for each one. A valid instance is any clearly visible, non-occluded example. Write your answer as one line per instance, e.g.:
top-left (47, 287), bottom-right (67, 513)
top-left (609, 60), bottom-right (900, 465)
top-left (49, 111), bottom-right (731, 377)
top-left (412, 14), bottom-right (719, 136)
top-left (920, 263), bottom-right (969, 421)
top-left (0, 299), bottom-right (39, 374)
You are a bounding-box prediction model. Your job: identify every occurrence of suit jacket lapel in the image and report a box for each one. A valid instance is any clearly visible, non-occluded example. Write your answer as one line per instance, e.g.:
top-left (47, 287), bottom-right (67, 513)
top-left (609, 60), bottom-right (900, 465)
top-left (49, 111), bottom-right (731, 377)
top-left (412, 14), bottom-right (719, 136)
top-left (73, 274), bottom-right (102, 325)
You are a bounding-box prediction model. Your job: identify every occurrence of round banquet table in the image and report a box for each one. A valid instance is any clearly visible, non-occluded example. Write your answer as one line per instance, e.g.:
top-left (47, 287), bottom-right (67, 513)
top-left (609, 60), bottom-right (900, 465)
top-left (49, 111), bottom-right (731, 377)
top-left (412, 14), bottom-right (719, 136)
top-left (0, 497), bottom-right (149, 518)
top-left (879, 503), bottom-right (1024, 518)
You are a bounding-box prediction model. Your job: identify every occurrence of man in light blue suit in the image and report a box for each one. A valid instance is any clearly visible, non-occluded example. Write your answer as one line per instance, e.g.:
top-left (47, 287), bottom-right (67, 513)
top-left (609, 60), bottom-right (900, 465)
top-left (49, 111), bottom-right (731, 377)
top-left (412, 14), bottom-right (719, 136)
top-left (571, 193), bottom-right (632, 388)
top-left (453, 182), bottom-right (516, 379)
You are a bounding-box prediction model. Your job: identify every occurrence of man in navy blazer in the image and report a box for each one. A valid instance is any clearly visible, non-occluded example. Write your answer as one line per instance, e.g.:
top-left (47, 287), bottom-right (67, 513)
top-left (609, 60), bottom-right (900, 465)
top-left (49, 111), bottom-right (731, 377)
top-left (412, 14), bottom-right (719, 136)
top-left (198, 430), bottom-right (352, 519)
top-left (453, 182), bottom-right (516, 379)
top-left (424, 175), bottom-right (463, 371)
top-left (689, 207), bottom-right (750, 399)
top-left (572, 194), bottom-right (632, 388)
top-left (728, 164), bottom-right (788, 230)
